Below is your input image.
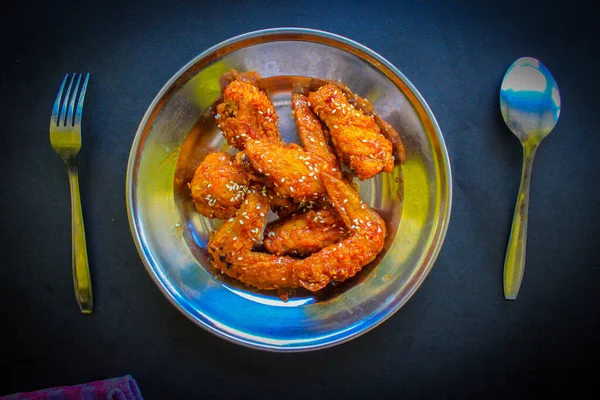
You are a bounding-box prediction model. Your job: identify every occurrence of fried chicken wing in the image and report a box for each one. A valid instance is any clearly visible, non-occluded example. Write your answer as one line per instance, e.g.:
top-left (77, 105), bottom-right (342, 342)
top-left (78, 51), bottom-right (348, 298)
top-left (208, 191), bottom-right (301, 288)
top-left (330, 82), bottom-right (406, 164)
top-left (303, 78), bottom-right (406, 164)
top-left (293, 173), bottom-right (386, 290)
top-left (189, 152), bottom-right (251, 219)
top-left (292, 93), bottom-right (341, 177)
top-left (308, 84), bottom-right (394, 180)
top-left (216, 80), bottom-right (279, 150)
top-left (263, 204), bottom-right (347, 257)
top-left (208, 172), bottom-right (386, 291)
top-left (243, 140), bottom-right (334, 202)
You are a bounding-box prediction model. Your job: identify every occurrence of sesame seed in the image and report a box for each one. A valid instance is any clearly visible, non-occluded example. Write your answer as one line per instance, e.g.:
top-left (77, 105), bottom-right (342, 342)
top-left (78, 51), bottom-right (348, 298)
top-left (362, 139), bottom-right (367, 143)
top-left (215, 114), bottom-right (221, 119)
top-left (260, 212), bottom-right (265, 217)
top-left (265, 173), bottom-right (270, 176)
top-left (333, 125), bottom-right (338, 129)
top-left (258, 111), bottom-right (263, 115)
top-left (236, 135), bottom-right (240, 138)
top-left (308, 102), bottom-right (311, 106)
top-left (332, 109), bottom-right (336, 114)
top-left (238, 257), bottom-right (243, 261)
top-left (233, 237), bottom-right (237, 241)
top-left (290, 187), bottom-right (294, 192)
top-left (343, 199), bottom-right (348, 203)
top-left (267, 108), bottom-right (271, 114)
top-left (309, 137), bottom-right (315, 142)
top-left (268, 159), bottom-right (272, 163)
top-left (244, 215), bottom-right (250, 219)
top-left (281, 178), bottom-right (285, 182)
top-left (239, 220), bottom-right (244, 225)
top-left (281, 277), bottom-right (286, 281)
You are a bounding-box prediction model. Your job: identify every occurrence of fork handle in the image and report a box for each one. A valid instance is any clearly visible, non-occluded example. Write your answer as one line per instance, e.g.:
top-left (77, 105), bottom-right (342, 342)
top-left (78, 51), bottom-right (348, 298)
top-left (67, 165), bottom-right (93, 314)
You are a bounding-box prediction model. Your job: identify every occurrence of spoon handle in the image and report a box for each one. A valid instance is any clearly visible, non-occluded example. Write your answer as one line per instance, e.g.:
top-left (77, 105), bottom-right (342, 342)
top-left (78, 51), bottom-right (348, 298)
top-left (504, 143), bottom-right (538, 300)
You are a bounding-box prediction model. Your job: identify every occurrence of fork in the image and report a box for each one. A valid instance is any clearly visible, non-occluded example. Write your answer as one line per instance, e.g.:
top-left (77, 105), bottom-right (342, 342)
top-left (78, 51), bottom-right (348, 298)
top-left (50, 73), bottom-right (93, 314)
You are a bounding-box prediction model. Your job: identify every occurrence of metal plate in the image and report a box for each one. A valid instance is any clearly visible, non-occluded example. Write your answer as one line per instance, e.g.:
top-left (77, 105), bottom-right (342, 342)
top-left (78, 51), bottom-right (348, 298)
top-left (126, 28), bottom-right (452, 351)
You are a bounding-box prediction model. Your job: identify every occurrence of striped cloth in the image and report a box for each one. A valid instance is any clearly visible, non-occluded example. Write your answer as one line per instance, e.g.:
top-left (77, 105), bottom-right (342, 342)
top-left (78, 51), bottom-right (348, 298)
top-left (1, 375), bottom-right (143, 400)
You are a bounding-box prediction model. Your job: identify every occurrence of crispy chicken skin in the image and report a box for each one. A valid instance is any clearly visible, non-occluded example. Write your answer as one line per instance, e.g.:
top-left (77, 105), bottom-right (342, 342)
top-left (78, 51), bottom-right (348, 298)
top-left (292, 93), bottom-right (341, 178)
top-left (263, 204), bottom-right (347, 257)
top-left (208, 173), bottom-right (385, 291)
top-left (308, 84), bottom-right (394, 180)
top-left (189, 152), bottom-right (251, 219)
top-left (216, 80), bottom-right (279, 150)
top-left (243, 139), bottom-right (334, 202)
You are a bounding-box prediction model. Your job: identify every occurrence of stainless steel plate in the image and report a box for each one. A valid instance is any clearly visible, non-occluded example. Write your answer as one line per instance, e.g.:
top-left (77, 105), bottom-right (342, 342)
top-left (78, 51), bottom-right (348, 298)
top-left (126, 28), bottom-right (452, 351)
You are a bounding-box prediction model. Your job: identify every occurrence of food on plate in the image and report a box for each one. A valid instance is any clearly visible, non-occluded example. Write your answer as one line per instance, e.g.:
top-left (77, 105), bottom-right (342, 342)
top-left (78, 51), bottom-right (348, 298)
top-left (243, 139), bottom-right (334, 202)
top-left (263, 204), bottom-right (347, 257)
top-left (308, 83), bottom-right (394, 180)
top-left (189, 152), bottom-right (251, 219)
top-left (208, 173), bottom-right (386, 291)
top-left (186, 71), bottom-right (402, 292)
top-left (216, 80), bottom-right (280, 150)
top-left (292, 93), bottom-right (341, 177)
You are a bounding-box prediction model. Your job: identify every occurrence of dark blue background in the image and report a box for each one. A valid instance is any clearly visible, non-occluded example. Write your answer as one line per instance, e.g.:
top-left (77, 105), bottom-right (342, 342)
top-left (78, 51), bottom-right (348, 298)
top-left (2, 0), bottom-right (599, 398)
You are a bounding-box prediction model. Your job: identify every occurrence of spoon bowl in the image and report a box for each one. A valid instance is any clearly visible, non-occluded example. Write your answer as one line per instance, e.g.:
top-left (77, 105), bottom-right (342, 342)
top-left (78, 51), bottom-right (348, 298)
top-left (500, 56), bottom-right (561, 300)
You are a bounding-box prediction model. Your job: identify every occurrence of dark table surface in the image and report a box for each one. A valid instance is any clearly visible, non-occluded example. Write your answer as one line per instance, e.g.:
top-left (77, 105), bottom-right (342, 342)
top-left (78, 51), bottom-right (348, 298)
top-left (2, 0), bottom-right (599, 398)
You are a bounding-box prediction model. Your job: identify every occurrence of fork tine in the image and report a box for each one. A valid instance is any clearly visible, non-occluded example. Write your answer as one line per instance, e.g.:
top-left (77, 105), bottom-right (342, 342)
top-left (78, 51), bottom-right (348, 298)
top-left (74, 73), bottom-right (90, 127)
top-left (60, 74), bottom-right (76, 126)
top-left (67, 74), bottom-right (82, 126)
top-left (51, 74), bottom-right (69, 127)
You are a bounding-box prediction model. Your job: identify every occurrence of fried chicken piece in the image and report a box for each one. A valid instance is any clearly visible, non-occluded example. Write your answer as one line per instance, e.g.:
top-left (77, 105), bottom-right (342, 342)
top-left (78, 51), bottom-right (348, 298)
top-left (189, 152), bottom-right (251, 219)
top-left (264, 204), bottom-right (347, 257)
top-left (243, 140), bottom-right (334, 202)
top-left (292, 93), bottom-right (341, 177)
top-left (294, 172), bottom-right (386, 290)
top-left (308, 84), bottom-right (394, 180)
top-left (216, 80), bottom-right (279, 150)
top-left (331, 82), bottom-right (406, 164)
top-left (208, 172), bottom-right (386, 291)
top-left (208, 191), bottom-right (301, 289)
top-left (234, 151), bottom-right (300, 218)
top-left (303, 78), bottom-right (406, 164)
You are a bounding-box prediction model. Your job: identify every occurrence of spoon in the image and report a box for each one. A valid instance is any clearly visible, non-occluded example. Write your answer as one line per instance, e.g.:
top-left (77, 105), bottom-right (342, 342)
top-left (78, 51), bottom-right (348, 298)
top-left (500, 57), bottom-right (561, 300)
